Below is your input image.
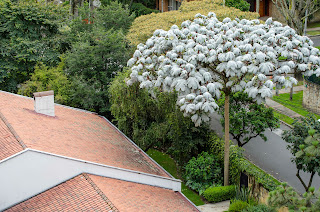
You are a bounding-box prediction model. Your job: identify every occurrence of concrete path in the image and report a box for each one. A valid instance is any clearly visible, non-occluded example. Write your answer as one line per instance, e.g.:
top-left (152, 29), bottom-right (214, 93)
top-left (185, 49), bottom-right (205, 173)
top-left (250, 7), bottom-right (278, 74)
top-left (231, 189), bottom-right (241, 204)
top-left (197, 200), bottom-right (230, 212)
top-left (307, 27), bottom-right (320, 32)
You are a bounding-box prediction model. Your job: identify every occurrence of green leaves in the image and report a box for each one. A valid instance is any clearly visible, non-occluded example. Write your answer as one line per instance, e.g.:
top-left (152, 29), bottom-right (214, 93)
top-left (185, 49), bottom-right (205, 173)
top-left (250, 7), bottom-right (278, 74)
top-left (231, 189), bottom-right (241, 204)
top-left (218, 92), bottom-right (280, 147)
top-left (185, 152), bottom-right (223, 194)
top-left (0, 0), bottom-right (68, 91)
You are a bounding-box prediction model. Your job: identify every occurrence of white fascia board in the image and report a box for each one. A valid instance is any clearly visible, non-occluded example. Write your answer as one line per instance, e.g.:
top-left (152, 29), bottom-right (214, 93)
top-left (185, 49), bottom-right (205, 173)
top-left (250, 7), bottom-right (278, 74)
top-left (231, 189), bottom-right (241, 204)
top-left (0, 149), bottom-right (181, 211)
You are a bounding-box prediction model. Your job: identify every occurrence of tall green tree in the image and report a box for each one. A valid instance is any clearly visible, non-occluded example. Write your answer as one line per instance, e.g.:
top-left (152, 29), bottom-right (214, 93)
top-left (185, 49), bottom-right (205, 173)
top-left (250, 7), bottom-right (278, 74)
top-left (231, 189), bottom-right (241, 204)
top-left (218, 92), bottom-right (279, 147)
top-left (64, 2), bottom-right (134, 116)
top-left (0, 0), bottom-right (68, 91)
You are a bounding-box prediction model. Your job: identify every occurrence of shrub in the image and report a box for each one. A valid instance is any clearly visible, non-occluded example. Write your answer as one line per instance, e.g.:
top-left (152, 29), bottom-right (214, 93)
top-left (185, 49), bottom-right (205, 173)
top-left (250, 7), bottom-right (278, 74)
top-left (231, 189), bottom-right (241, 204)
top-left (127, 0), bottom-right (259, 46)
top-left (228, 199), bottom-right (249, 212)
top-left (203, 185), bottom-right (236, 203)
top-left (208, 133), bottom-right (243, 185)
top-left (233, 186), bottom-right (256, 204)
top-left (243, 204), bottom-right (276, 212)
top-left (226, 0), bottom-right (250, 12)
top-left (185, 152), bottom-right (223, 194)
top-left (131, 3), bottom-right (159, 17)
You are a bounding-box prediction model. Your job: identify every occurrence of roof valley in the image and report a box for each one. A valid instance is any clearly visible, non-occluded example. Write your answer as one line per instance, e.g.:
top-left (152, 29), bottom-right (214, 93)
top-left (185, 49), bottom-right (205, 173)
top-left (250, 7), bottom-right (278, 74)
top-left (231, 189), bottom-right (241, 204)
top-left (82, 173), bottom-right (119, 212)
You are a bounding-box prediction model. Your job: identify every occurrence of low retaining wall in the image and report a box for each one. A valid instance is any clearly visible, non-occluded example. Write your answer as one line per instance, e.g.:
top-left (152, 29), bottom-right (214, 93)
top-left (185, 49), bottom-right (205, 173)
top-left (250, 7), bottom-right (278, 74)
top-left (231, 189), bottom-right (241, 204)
top-left (303, 79), bottom-right (320, 115)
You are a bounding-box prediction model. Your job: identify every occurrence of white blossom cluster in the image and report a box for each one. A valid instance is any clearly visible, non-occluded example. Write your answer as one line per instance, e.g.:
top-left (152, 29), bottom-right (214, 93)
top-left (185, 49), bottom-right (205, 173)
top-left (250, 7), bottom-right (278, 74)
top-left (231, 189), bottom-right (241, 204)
top-left (127, 12), bottom-right (320, 126)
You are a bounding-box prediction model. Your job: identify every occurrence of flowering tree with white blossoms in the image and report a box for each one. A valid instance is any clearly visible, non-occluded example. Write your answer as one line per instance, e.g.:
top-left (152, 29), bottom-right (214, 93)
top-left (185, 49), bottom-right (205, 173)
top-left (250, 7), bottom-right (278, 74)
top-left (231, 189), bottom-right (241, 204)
top-left (127, 12), bottom-right (320, 185)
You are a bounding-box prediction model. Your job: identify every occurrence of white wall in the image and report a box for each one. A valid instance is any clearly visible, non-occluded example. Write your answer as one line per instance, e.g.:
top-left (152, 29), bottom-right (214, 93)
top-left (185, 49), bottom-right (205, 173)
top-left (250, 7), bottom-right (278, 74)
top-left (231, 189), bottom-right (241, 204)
top-left (0, 149), bottom-right (181, 211)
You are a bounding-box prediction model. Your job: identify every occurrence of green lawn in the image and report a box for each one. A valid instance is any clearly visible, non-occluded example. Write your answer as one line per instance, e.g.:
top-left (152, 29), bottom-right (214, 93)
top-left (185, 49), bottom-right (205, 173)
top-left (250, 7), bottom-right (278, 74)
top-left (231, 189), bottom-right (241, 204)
top-left (308, 22), bottom-right (320, 28)
top-left (273, 110), bottom-right (295, 125)
top-left (307, 30), bottom-right (320, 36)
top-left (147, 149), bottom-right (205, 206)
top-left (272, 91), bottom-right (320, 119)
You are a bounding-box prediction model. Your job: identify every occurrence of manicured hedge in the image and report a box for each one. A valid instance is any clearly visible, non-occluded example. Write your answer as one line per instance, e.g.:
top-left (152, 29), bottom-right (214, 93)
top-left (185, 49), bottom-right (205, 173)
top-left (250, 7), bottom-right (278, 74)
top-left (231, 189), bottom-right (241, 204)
top-left (203, 185), bottom-right (236, 203)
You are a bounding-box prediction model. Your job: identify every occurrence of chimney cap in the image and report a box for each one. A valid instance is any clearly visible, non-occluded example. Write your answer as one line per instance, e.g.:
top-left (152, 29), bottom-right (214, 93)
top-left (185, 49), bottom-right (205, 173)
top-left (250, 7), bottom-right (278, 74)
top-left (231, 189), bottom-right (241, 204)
top-left (33, 90), bottom-right (54, 98)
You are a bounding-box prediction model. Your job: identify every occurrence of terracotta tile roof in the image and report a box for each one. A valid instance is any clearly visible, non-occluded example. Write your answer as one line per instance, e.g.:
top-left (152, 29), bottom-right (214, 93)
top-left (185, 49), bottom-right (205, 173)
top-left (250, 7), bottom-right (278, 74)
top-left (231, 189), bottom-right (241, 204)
top-left (89, 174), bottom-right (199, 212)
top-left (6, 174), bottom-right (118, 212)
top-left (0, 112), bottom-right (24, 161)
top-left (0, 92), bottom-right (169, 177)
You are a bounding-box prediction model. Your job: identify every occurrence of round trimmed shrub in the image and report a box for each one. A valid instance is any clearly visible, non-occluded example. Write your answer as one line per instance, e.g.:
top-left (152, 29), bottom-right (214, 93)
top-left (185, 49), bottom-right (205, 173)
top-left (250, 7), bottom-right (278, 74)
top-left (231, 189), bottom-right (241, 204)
top-left (228, 200), bottom-right (249, 212)
top-left (203, 185), bottom-right (236, 203)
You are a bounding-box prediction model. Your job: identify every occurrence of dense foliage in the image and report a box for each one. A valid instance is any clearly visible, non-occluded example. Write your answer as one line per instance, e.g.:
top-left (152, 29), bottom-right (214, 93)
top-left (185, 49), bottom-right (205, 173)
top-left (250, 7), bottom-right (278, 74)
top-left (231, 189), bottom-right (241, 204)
top-left (228, 199), bottom-right (249, 212)
top-left (226, 0), bottom-right (250, 12)
top-left (203, 185), bottom-right (236, 203)
top-left (131, 2), bottom-right (159, 17)
top-left (127, 0), bottom-right (259, 46)
top-left (185, 152), bottom-right (223, 194)
top-left (282, 115), bottom-right (320, 191)
top-left (15, 1), bottom-right (134, 117)
top-left (109, 69), bottom-right (209, 164)
top-left (268, 182), bottom-right (320, 212)
top-left (219, 92), bottom-right (279, 147)
top-left (209, 133), bottom-right (242, 184)
top-left (18, 61), bottom-right (71, 104)
top-left (0, 0), bottom-right (68, 92)
top-left (306, 74), bottom-right (320, 85)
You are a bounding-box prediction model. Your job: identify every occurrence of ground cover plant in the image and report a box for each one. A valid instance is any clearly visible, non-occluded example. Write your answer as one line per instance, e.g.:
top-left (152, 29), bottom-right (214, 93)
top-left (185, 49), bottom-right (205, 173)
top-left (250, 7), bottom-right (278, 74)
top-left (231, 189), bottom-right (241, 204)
top-left (273, 110), bottom-right (295, 125)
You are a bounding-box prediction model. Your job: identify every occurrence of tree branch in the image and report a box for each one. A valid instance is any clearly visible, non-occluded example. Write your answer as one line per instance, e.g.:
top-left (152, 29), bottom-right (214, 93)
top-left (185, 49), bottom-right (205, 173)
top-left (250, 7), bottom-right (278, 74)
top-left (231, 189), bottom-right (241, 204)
top-left (296, 169), bottom-right (308, 191)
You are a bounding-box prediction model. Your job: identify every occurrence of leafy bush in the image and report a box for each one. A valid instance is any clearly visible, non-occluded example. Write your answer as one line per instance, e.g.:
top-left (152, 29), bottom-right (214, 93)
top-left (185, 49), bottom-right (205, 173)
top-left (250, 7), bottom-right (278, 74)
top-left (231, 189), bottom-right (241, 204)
top-left (306, 74), bottom-right (320, 85)
top-left (243, 204), bottom-right (276, 212)
top-left (18, 61), bottom-right (71, 105)
top-left (131, 3), bottom-right (159, 17)
top-left (228, 200), bottom-right (249, 212)
top-left (185, 152), bottom-right (223, 194)
top-left (226, 0), bottom-right (250, 11)
top-left (127, 0), bottom-right (259, 46)
top-left (203, 185), bottom-right (236, 203)
top-left (233, 186), bottom-right (255, 203)
top-left (208, 133), bottom-right (243, 185)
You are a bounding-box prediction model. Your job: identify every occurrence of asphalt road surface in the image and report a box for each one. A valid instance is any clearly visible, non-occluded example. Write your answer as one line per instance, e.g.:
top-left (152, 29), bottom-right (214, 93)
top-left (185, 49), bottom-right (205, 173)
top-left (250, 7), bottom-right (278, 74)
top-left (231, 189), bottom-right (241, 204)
top-left (210, 112), bottom-right (320, 194)
top-left (311, 35), bottom-right (320, 47)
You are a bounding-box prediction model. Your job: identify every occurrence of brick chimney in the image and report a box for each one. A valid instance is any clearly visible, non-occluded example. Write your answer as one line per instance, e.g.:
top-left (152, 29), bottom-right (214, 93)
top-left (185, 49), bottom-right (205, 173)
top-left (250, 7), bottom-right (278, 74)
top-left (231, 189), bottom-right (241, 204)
top-left (33, 91), bottom-right (55, 117)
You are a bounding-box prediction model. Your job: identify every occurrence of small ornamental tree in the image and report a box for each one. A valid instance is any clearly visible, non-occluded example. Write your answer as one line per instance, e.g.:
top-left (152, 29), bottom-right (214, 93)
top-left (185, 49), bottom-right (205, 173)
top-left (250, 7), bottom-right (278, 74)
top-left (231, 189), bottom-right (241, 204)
top-left (127, 13), bottom-right (320, 185)
top-left (218, 92), bottom-right (279, 147)
top-left (283, 116), bottom-right (320, 192)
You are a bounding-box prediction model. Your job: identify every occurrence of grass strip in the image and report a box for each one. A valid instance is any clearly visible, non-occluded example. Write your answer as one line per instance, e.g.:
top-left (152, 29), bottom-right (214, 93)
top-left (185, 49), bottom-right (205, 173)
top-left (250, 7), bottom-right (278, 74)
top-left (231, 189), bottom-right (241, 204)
top-left (147, 149), bottom-right (205, 206)
top-left (307, 30), bottom-right (320, 36)
top-left (272, 91), bottom-right (320, 119)
top-left (273, 110), bottom-right (295, 125)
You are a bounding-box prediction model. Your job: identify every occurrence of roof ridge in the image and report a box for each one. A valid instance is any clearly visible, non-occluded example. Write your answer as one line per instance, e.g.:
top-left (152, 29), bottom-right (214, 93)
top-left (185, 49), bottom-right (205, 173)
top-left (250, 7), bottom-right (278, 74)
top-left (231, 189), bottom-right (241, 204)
top-left (0, 110), bottom-right (27, 149)
top-left (83, 173), bottom-right (119, 212)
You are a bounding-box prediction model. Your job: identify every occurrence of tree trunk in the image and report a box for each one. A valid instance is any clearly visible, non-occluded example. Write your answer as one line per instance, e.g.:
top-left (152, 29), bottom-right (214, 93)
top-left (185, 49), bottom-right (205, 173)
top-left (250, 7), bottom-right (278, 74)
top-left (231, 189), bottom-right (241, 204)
top-left (224, 94), bottom-right (230, 186)
top-left (290, 86), bottom-right (293, 100)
